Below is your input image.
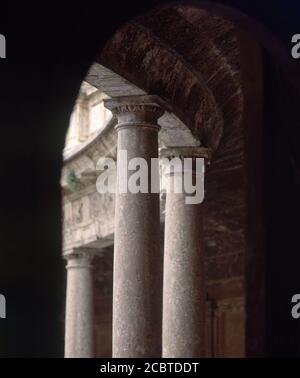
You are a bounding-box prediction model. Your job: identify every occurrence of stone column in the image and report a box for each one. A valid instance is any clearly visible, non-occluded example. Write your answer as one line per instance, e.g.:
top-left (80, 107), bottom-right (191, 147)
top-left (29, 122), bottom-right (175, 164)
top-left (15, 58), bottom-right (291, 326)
top-left (161, 147), bottom-right (210, 358)
top-left (64, 250), bottom-right (95, 358)
top-left (104, 95), bottom-right (166, 358)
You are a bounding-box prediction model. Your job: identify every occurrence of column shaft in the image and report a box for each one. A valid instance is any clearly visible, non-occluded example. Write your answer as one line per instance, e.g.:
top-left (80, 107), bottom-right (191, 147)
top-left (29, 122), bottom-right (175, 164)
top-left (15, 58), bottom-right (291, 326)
top-left (105, 96), bottom-right (164, 358)
top-left (162, 153), bottom-right (207, 357)
top-left (64, 252), bottom-right (94, 358)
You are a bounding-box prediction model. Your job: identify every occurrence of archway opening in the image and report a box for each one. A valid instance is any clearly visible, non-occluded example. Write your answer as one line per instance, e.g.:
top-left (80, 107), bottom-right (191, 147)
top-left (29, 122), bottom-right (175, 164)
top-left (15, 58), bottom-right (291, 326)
top-left (59, 2), bottom-right (300, 358)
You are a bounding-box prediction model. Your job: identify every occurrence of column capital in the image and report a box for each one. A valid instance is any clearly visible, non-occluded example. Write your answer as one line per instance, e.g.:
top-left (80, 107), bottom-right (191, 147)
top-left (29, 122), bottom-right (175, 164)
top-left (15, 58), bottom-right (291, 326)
top-left (63, 248), bottom-right (95, 269)
top-left (160, 146), bottom-right (212, 161)
top-left (104, 95), bottom-right (170, 131)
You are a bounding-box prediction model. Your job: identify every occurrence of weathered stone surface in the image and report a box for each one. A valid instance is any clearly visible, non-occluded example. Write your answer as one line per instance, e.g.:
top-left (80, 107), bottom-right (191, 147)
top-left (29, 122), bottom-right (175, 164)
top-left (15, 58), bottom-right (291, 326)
top-left (63, 189), bottom-right (115, 252)
top-left (62, 5), bottom-right (247, 358)
top-left (105, 96), bottom-right (163, 358)
top-left (64, 251), bottom-right (95, 358)
top-left (90, 245), bottom-right (245, 358)
top-left (86, 64), bottom-right (200, 148)
top-left (97, 5), bottom-right (243, 156)
top-left (163, 170), bottom-right (205, 357)
top-left (98, 25), bottom-right (223, 151)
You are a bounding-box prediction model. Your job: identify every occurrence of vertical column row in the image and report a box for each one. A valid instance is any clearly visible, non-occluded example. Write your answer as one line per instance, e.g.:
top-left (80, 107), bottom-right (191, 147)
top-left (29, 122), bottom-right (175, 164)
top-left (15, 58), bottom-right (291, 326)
top-left (63, 95), bottom-right (210, 358)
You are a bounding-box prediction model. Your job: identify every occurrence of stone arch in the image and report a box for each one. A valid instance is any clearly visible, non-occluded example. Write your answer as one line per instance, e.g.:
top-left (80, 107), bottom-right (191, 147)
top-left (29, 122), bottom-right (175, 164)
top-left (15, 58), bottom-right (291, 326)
top-left (62, 1), bottom-right (300, 359)
top-left (3, 0), bottom-right (299, 358)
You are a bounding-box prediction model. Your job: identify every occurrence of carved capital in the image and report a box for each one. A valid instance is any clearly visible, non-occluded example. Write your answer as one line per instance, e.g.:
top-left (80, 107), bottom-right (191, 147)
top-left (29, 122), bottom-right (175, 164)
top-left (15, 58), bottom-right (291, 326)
top-left (159, 146), bottom-right (211, 180)
top-left (160, 146), bottom-right (212, 162)
top-left (104, 95), bottom-right (170, 131)
top-left (63, 248), bottom-right (95, 269)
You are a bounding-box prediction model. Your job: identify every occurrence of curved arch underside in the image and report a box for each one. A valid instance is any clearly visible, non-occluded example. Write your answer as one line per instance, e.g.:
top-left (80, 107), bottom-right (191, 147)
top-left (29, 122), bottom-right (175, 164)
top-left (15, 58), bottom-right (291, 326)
top-left (80, 4), bottom-right (249, 321)
top-left (97, 5), bottom-right (244, 164)
top-left (90, 5), bottom-right (247, 280)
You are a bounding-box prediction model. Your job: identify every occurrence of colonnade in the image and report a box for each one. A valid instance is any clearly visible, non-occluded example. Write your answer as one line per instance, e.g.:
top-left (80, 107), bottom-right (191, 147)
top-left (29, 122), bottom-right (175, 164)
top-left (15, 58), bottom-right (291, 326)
top-left (64, 95), bottom-right (209, 358)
